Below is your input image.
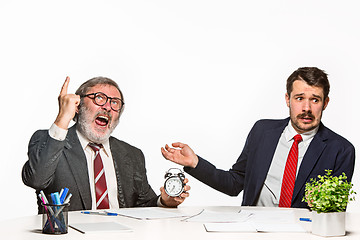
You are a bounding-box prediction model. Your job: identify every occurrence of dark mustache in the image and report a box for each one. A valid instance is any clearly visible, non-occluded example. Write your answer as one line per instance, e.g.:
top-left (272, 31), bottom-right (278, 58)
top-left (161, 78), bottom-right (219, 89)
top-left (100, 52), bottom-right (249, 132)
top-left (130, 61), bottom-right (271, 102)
top-left (297, 112), bottom-right (315, 119)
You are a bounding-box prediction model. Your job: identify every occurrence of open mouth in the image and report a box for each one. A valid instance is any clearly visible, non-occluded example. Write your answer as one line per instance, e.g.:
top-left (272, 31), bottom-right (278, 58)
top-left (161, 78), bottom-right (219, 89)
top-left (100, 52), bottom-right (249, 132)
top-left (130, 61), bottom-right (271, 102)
top-left (95, 115), bottom-right (110, 127)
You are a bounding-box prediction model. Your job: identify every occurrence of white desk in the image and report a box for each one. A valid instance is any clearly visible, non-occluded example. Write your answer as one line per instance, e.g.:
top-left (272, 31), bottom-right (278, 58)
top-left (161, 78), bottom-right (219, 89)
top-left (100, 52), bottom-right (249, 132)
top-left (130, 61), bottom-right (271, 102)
top-left (1, 206), bottom-right (359, 239)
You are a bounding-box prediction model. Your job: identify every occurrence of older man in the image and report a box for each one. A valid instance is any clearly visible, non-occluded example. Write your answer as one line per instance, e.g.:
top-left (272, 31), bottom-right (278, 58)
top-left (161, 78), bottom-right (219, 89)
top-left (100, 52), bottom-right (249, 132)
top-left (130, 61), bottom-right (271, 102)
top-left (23, 76), bottom-right (189, 213)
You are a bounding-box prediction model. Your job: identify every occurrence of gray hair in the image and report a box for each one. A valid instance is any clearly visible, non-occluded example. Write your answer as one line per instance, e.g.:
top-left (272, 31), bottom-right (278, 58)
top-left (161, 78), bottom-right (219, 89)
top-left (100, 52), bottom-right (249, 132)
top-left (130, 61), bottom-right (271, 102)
top-left (75, 76), bottom-right (124, 99)
top-left (74, 76), bottom-right (125, 121)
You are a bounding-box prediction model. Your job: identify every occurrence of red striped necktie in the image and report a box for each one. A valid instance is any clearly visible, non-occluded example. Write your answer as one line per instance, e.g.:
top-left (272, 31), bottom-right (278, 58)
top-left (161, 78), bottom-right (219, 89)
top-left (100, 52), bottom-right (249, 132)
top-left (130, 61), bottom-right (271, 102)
top-left (88, 143), bottom-right (110, 209)
top-left (279, 134), bottom-right (303, 208)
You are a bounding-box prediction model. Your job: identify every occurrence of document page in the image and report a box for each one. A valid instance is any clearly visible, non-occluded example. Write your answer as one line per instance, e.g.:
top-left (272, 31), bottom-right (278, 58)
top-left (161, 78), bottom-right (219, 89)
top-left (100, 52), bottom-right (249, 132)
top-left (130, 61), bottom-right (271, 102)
top-left (106, 207), bottom-right (198, 220)
top-left (205, 222), bottom-right (257, 232)
top-left (184, 209), bottom-right (252, 222)
top-left (70, 222), bottom-right (132, 234)
top-left (201, 209), bottom-right (307, 233)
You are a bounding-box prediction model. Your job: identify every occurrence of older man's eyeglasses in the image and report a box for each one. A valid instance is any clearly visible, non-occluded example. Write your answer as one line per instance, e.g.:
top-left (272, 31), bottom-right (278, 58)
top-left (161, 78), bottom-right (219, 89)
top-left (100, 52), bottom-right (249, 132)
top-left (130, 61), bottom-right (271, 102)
top-left (81, 92), bottom-right (124, 112)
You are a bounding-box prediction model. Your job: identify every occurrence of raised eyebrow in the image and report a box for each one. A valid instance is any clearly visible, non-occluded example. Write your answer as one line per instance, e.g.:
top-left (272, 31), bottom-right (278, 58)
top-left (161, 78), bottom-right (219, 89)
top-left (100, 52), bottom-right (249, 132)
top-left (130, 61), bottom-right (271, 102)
top-left (110, 97), bottom-right (122, 101)
top-left (311, 94), bottom-right (323, 100)
top-left (293, 93), bottom-right (304, 98)
top-left (293, 93), bottom-right (322, 100)
top-left (109, 97), bottom-right (122, 103)
top-left (313, 94), bottom-right (322, 99)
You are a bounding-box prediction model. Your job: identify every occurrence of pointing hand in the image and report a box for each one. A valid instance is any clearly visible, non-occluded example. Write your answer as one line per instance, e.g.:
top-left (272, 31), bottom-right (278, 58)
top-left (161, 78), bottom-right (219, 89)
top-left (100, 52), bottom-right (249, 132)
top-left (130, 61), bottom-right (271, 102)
top-left (54, 77), bottom-right (80, 129)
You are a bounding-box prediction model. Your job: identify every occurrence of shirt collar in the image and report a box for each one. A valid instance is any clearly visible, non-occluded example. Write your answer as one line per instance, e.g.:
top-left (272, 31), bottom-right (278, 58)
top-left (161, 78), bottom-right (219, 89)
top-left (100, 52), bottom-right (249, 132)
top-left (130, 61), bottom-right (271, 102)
top-left (284, 120), bottom-right (319, 145)
top-left (76, 129), bottom-right (111, 157)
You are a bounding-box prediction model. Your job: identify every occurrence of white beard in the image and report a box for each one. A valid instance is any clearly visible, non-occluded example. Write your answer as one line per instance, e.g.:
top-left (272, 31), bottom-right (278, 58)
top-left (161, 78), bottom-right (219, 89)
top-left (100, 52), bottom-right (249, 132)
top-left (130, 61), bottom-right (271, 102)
top-left (76, 105), bottom-right (119, 144)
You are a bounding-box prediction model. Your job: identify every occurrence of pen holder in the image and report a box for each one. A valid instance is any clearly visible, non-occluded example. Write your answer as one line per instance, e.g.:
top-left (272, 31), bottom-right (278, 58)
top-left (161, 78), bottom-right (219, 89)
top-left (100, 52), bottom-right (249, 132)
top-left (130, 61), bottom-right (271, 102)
top-left (41, 203), bottom-right (70, 234)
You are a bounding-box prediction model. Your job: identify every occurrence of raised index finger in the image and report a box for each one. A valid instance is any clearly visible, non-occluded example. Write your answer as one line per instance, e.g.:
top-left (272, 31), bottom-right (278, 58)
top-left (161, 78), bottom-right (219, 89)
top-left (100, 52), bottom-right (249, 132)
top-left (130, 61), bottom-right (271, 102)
top-left (60, 76), bottom-right (70, 96)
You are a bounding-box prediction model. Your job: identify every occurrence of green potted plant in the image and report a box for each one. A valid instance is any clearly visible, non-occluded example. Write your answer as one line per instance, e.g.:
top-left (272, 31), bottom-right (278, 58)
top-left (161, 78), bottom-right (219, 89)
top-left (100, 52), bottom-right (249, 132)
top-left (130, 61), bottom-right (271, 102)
top-left (303, 169), bottom-right (356, 237)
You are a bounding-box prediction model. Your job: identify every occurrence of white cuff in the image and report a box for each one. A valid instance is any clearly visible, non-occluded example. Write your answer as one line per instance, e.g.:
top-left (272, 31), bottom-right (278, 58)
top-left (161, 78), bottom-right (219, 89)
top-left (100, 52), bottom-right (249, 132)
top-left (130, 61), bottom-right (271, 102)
top-left (48, 123), bottom-right (68, 141)
top-left (157, 196), bottom-right (165, 207)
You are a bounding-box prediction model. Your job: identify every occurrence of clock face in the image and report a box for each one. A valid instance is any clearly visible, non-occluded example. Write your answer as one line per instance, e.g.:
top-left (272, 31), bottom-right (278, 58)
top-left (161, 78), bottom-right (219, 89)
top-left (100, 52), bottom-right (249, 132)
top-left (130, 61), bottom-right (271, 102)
top-left (164, 177), bottom-right (183, 197)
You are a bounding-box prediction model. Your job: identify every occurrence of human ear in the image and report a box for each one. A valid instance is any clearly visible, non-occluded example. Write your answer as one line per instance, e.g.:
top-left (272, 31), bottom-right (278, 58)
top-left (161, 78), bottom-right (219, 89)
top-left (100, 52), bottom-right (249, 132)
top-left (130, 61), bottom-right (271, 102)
top-left (285, 93), bottom-right (290, 107)
top-left (323, 97), bottom-right (330, 110)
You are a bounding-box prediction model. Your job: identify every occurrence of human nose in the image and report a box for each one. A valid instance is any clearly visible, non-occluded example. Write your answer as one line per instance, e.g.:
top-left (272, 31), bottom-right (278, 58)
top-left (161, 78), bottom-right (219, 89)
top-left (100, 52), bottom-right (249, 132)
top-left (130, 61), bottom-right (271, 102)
top-left (102, 99), bottom-right (112, 111)
top-left (302, 100), bottom-right (311, 112)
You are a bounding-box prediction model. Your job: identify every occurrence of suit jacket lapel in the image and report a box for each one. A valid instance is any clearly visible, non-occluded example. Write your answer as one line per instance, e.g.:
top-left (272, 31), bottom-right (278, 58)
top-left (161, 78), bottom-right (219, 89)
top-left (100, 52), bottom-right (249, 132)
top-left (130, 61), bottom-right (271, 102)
top-left (109, 137), bottom-right (127, 208)
top-left (64, 125), bottom-right (92, 209)
top-left (252, 121), bottom-right (288, 202)
top-left (292, 123), bottom-right (328, 202)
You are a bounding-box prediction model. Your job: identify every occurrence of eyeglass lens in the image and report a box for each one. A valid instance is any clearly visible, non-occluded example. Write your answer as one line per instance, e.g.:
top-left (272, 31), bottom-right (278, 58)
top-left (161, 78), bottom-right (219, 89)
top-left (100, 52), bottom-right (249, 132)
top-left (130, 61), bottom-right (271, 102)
top-left (93, 92), bottom-right (123, 111)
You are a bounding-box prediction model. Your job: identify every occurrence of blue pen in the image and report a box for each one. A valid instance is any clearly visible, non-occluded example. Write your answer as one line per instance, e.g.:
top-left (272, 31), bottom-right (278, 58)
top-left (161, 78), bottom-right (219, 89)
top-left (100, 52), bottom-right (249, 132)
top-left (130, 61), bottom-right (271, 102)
top-left (81, 211), bottom-right (118, 216)
top-left (53, 192), bottom-right (66, 232)
top-left (60, 188), bottom-right (69, 204)
top-left (54, 192), bottom-right (61, 205)
top-left (54, 193), bottom-right (72, 217)
top-left (42, 192), bottom-right (65, 232)
top-left (299, 218), bottom-right (312, 222)
top-left (50, 193), bottom-right (56, 205)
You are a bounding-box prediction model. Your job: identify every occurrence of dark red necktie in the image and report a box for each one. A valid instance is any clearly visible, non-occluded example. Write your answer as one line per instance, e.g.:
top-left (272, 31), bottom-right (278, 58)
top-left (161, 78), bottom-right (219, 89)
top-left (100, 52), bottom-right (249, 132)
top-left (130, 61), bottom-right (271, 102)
top-left (88, 143), bottom-right (110, 209)
top-left (279, 134), bottom-right (303, 208)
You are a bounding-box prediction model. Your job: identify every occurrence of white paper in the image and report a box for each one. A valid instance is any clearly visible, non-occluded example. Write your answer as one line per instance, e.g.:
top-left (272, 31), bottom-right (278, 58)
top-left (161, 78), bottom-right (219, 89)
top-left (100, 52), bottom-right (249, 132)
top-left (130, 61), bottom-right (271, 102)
top-left (184, 209), bottom-right (252, 222)
top-left (106, 207), bottom-right (193, 220)
top-left (255, 223), bottom-right (306, 232)
top-left (201, 209), bottom-right (306, 233)
top-left (242, 209), bottom-right (296, 223)
top-left (204, 222), bottom-right (306, 233)
top-left (204, 222), bottom-right (257, 232)
top-left (70, 222), bottom-right (132, 234)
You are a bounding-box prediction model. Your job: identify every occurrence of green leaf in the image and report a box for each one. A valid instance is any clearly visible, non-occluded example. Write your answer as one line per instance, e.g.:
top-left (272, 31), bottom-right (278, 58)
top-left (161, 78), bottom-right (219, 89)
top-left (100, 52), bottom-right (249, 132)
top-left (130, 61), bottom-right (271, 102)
top-left (302, 170), bottom-right (356, 212)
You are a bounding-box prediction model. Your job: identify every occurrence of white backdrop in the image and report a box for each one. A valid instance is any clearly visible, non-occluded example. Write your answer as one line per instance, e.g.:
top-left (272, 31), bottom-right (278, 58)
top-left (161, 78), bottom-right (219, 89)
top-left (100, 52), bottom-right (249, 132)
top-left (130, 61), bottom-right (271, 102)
top-left (0, 0), bottom-right (359, 220)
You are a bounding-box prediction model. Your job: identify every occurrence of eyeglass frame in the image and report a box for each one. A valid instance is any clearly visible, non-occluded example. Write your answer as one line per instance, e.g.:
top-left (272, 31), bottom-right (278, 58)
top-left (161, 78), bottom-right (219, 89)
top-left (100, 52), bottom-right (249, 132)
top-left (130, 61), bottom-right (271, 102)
top-left (81, 92), bottom-right (125, 112)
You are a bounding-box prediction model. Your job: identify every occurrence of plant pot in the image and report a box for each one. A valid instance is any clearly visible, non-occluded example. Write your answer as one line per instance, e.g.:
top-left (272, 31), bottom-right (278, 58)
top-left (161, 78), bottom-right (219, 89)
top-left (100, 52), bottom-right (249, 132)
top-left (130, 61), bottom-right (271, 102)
top-left (311, 211), bottom-right (346, 237)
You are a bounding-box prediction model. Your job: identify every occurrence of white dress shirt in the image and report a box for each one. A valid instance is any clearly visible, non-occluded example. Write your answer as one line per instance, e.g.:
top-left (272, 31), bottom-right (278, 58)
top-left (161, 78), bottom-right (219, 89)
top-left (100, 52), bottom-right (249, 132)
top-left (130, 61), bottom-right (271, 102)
top-left (256, 120), bottom-right (318, 207)
top-left (49, 123), bottom-right (119, 210)
top-left (76, 130), bottom-right (120, 210)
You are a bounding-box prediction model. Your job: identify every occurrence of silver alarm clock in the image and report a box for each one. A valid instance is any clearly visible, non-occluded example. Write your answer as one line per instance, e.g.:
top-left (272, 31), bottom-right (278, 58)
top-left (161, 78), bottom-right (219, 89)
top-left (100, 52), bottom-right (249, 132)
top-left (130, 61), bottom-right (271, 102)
top-left (164, 168), bottom-right (185, 197)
